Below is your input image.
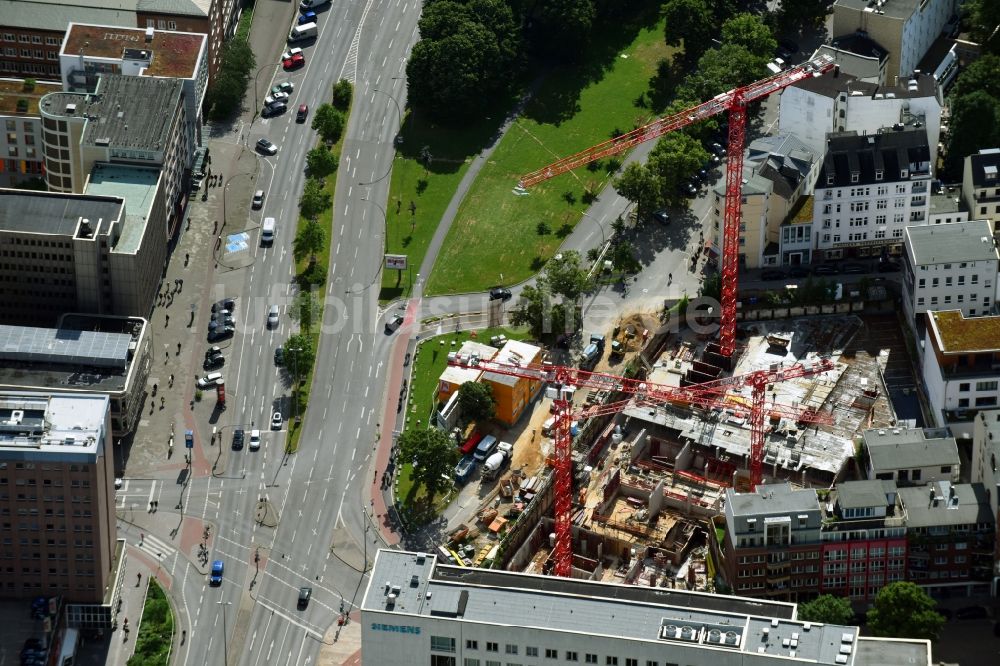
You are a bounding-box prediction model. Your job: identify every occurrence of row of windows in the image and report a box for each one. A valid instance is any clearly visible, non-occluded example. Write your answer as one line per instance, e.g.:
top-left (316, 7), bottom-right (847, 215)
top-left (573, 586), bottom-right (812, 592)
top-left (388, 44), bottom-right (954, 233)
top-left (448, 641), bottom-right (671, 666)
top-left (0, 61), bottom-right (59, 75)
top-left (821, 229), bottom-right (904, 244)
top-left (1, 48), bottom-right (58, 60)
top-left (1, 34), bottom-right (60, 45)
top-left (0, 478), bottom-right (90, 486)
top-left (916, 295), bottom-right (990, 308)
top-left (918, 274), bottom-right (983, 288)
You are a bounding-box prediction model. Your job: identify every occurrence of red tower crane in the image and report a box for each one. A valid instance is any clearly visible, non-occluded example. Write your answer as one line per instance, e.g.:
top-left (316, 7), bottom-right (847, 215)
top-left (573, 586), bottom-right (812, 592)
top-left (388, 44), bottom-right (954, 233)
top-left (517, 55), bottom-right (837, 357)
top-left (450, 356), bottom-right (834, 576)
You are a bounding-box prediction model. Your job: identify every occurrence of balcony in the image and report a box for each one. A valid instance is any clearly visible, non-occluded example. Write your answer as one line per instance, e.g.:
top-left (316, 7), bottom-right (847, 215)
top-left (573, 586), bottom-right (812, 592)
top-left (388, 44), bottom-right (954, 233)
top-left (911, 183), bottom-right (928, 194)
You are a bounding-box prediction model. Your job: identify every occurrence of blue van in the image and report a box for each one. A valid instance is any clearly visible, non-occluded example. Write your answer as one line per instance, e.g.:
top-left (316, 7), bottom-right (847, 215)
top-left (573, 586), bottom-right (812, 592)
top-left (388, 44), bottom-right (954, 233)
top-left (210, 560), bottom-right (224, 586)
top-left (473, 435), bottom-right (498, 462)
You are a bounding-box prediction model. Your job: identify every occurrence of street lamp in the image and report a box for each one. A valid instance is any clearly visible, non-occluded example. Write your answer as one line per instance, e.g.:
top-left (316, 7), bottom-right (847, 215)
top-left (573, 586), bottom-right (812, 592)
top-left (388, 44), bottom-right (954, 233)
top-left (216, 600), bottom-right (232, 666)
top-left (250, 63), bottom-right (285, 123)
top-left (358, 88), bottom-right (404, 187)
top-left (581, 211), bottom-right (608, 248)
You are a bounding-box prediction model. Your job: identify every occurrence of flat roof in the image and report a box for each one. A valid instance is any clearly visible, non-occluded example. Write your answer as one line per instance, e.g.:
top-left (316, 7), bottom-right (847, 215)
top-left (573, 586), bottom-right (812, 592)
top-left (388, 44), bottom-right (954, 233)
top-left (726, 483), bottom-right (819, 518)
top-left (0, 0), bottom-right (137, 32)
top-left (927, 191), bottom-right (964, 217)
top-left (927, 310), bottom-right (1000, 354)
top-left (85, 163), bottom-right (160, 254)
top-left (835, 0), bottom-right (920, 22)
top-left (0, 393), bottom-right (108, 455)
top-left (0, 325), bottom-right (131, 369)
top-left (863, 427), bottom-right (959, 471)
top-left (482, 339), bottom-right (543, 387)
top-left (40, 74), bottom-right (182, 154)
top-left (63, 23), bottom-right (205, 79)
top-left (855, 636), bottom-right (930, 666)
top-left (0, 78), bottom-right (62, 116)
top-left (905, 220), bottom-right (998, 265)
top-left (364, 550), bottom-right (882, 665)
top-left (835, 479), bottom-right (895, 510)
top-left (0, 189), bottom-right (124, 237)
top-left (898, 482), bottom-right (993, 528)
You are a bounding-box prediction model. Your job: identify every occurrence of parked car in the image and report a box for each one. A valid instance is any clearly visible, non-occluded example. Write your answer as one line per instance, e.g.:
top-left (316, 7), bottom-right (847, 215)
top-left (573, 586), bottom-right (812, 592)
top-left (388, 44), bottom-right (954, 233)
top-left (787, 266), bottom-right (810, 278)
top-left (489, 287), bottom-right (512, 301)
top-left (197, 372), bottom-right (224, 389)
top-left (652, 209), bottom-right (670, 224)
top-left (955, 605), bottom-right (989, 620)
top-left (256, 138), bottom-right (278, 155)
top-left (760, 269), bottom-right (786, 281)
top-left (298, 11), bottom-right (317, 25)
top-left (271, 81), bottom-right (295, 95)
top-left (232, 428), bottom-right (244, 451)
top-left (208, 317), bottom-right (234, 330)
top-left (208, 326), bottom-right (235, 342)
top-left (205, 346), bottom-right (224, 360)
top-left (212, 299), bottom-right (236, 313)
top-left (262, 102), bottom-right (287, 118)
top-left (264, 92), bottom-right (289, 107)
top-left (813, 264), bottom-right (838, 276)
top-left (282, 48), bottom-right (305, 70)
top-left (271, 411), bottom-right (283, 430)
top-left (203, 355), bottom-right (225, 371)
top-left (683, 181), bottom-right (698, 197)
top-left (709, 141), bottom-right (726, 157)
top-left (842, 263), bottom-right (867, 274)
top-left (252, 190), bottom-right (265, 209)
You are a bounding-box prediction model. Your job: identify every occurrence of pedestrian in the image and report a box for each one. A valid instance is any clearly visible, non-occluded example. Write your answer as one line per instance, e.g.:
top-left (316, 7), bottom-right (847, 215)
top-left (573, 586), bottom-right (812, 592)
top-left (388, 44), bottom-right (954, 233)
top-left (184, 253), bottom-right (189, 266)
top-left (160, 396), bottom-right (165, 408)
top-left (165, 315), bottom-right (169, 326)
top-left (178, 278), bottom-right (183, 291)
top-left (176, 342), bottom-right (181, 355)
top-left (213, 220), bottom-right (218, 234)
top-left (136, 572), bottom-right (141, 586)
top-left (140, 532), bottom-right (144, 543)
top-left (154, 501), bottom-right (158, 510)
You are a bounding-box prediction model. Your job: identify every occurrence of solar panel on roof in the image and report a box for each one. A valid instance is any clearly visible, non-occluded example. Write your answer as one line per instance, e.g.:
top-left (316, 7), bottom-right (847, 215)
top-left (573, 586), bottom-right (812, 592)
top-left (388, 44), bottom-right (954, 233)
top-left (0, 325), bottom-right (130, 369)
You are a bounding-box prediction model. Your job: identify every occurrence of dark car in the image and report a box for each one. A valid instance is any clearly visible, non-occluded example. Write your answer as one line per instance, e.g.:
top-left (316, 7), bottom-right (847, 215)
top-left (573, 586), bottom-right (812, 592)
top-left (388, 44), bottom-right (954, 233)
top-left (385, 314), bottom-right (404, 333)
top-left (297, 586), bottom-right (312, 609)
top-left (842, 263), bottom-right (867, 274)
top-left (813, 264), bottom-right (839, 276)
top-left (652, 209), bottom-right (670, 224)
top-left (709, 141), bottom-right (726, 157)
top-left (787, 266), bottom-right (810, 278)
top-left (205, 345), bottom-right (223, 359)
top-left (777, 38), bottom-right (799, 57)
top-left (262, 102), bottom-right (287, 118)
top-left (489, 287), bottom-right (512, 301)
top-left (203, 355), bottom-right (225, 371)
top-left (274, 346), bottom-right (284, 366)
top-left (232, 428), bottom-right (245, 451)
top-left (256, 137), bottom-right (278, 155)
top-left (296, 104), bottom-right (309, 122)
top-left (683, 181), bottom-right (698, 197)
top-left (208, 326), bottom-right (235, 342)
top-left (760, 269), bottom-right (786, 281)
top-left (212, 298), bottom-right (236, 313)
top-left (208, 317), bottom-right (234, 330)
top-left (955, 605), bottom-right (989, 620)
top-left (298, 10), bottom-right (317, 24)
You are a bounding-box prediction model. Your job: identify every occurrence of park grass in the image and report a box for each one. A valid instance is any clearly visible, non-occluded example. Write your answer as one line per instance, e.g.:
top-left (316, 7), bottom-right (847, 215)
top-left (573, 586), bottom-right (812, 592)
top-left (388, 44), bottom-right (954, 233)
top-left (425, 16), bottom-right (676, 296)
top-left (393, 325), bottom-right (529, 524)
top-left (126, 580), bottom-right (173, 666)
top-left (286, 95), bottom-right (352, 454)
top-left (379, 107), bottom-right (511, 302)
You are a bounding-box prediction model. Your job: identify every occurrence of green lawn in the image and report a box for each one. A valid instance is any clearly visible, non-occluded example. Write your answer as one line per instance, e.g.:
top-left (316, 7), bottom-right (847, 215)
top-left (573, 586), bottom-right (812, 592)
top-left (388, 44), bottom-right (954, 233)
top-left (425, 16), bottom-right (675, 295)
top-left (126, 580), bottom-right (173, 666)
top-left (379, 107), bottom-right (510, 302)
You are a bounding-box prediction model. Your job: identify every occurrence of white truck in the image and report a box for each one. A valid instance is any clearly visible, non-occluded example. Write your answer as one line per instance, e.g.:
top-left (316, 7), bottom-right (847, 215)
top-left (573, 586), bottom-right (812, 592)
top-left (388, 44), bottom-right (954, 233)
top-left (482, 441), bottom-right (513, 481)
top-left (289, 22), bottom-right (317, 42)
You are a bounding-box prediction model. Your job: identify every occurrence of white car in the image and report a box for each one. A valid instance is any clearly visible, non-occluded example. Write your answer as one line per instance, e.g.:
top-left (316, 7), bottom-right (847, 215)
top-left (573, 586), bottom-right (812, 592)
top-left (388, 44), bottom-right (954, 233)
top-left (281, 47), bottom-right (303, 61)
top-left (271, 411), bottom-right (282, 430)
top-left (267, 304), bottom-right (279, 329)
top-left (264, 92), bottom-right (289, 107)
top-left (249, 429), bottom-right (261, 451)
top-left (197, 372), bottom-right (224, 389)
top-left (114, 478), bottom-right (123, 490)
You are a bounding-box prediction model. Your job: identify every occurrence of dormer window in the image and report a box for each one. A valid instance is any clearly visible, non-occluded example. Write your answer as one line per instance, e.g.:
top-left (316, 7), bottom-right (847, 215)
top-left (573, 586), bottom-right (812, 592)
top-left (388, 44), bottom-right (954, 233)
top-left (875, 169), bottom-right (883, 181)
top-left (900, 169), bottom-right (908, 178)
top-left (826, 174), bottom-right (834, 186)
top-left (850, 172), bottom-right (859, 183)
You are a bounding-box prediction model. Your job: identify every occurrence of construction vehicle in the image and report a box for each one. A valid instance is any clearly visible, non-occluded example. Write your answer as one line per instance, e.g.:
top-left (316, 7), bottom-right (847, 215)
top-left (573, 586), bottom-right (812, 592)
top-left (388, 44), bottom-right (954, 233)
top-left (518, 55), bottom-right (837, 357)
top-left (609, 324), bottom-right (636, 360)
top-left (448, 355), bottom-right (834, 577)
top-left (581, 333), bottom-right (605, 368)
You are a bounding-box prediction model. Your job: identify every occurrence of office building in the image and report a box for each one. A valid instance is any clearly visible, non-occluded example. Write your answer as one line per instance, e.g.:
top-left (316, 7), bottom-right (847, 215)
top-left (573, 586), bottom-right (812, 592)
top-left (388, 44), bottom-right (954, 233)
top-left (0, 187), bottom-right (167, 326)
top-left (921, 310), bottom-right (1000, 433)
top-left (812, 129), bottom-right (931, 260)
top-left (902, 220), bottom-right (999, 327)
top-left (362, 549), bottom-right (933, 666)
top-left (832, 0), bottom-right (960, 81)
top-left (38, 73), bottom-right (189, 238)
top-left (0, 392), bottom-right (122, 617)
top-left (0, 78), bottom-right (61, 188)
top-left (962, 148), bottom-right (1000, 227)
top-left (0, 314), bottom-right (151, 436)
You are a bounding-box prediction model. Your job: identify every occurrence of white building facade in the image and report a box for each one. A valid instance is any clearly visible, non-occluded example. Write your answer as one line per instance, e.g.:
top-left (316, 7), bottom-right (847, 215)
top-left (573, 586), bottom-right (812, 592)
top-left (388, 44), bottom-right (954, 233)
top-left (963, 148), bottom-right (1000, 227)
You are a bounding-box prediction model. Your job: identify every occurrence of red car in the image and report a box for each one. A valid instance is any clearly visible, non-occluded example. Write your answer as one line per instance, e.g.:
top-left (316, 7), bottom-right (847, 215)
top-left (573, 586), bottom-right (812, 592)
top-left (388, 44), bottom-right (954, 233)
top-left (282, 52), bottom-right (305, 70)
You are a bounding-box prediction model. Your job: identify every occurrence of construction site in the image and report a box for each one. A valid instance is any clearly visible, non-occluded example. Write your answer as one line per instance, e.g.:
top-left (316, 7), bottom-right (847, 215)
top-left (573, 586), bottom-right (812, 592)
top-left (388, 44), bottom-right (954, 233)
top-left (439, 313), bottom-right (898, 592)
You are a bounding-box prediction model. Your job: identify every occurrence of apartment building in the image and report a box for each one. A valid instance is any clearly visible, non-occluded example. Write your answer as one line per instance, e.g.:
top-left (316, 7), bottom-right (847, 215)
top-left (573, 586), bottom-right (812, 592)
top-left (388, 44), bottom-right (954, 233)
top-left (362, 549), bottom-right (934, 666)
top-left (863, 426), bottom-right (960, 486)
top-left (962, 148), bottom-right (1000, 227)
top-left (38, 73), bottom-right (189, 238)
top-left (818, 480), bottom-right (907, 605)
top-left (902, 220), bottom-right (999, 327)
top-left (813, 129), bottom-right (932, 261)
top-left (832, 0), bottom-right (960, 81)
top-left (897, 481), bottom-right (994, 597)
top-left (0, 186), bottom-right (167, 325)
top-left (711, 134), bottom-right (818, 269)
top-left (60, 23), bottom-right (208, 150)
top-left (970, 409), bottom-right (1000, 590)
top-left (0, 78), bottom-right (61, 188)
top-left (927, 188), bottom-right (968, 225)
top-left (922, 310), bottom-right (1000, 433)
top-left (0, 0), bottom-right (240, 84)
top-left (778, 69), bottom-right (942, 170)
top-left (0, 393), bottom-right (120, 612)
top-left (0, 315), bottom-right (151, 436)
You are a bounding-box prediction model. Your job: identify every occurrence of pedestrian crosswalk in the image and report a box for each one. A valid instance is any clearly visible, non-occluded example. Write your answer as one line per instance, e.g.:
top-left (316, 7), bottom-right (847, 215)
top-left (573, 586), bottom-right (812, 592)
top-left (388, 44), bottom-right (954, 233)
top-left (138, 532), bottom-right (176, 561)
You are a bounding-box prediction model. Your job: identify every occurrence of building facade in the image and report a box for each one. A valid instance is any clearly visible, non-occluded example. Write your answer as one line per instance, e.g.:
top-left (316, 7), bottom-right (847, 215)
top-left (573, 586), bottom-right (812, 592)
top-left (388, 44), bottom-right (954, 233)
top-left (922, 310), bottom-right (1000, 432)
top-left (813, 129), bottom-right (932, 261)
top-left (481, 340), bottom-right (544, 426)
top-left (0, 78), bottom-right (62, 188)
top-left (0, 393), bottom-right (118, 605)
top-left (970, 409), bottom-right (1000, 591)
top-left (832, 0), bottom-right (960, 81)
top-left (962, 148), bottom-right (1000, 227)
top-left (362, 549), bottom-right (934, 666)
top-left (902, 220), bottom-right (999, 327)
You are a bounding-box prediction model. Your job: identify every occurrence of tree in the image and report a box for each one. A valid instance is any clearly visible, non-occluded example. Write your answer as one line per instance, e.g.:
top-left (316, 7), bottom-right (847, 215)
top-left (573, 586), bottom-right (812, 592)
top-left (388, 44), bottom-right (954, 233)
top-left (776, 0), bottom-right (830, 32)
top-left (289, 288), bottom-right (323, 332)
top-left (542, 250), bottom-right (591, 301)
top-left (662, 0), bottom-right (713, 63)
top-left (509, 284), bottom-right (579, 340)
top-left (948, 54), bottom-right (1000, 101)
top-left (614, 163), bottom-right (661, 222)
top-left (206, 70), bottom-right (246, 120)
top-left (700, 272), bottom-right (721, 302)
top-left (866, 582), bottom-right (945, 641)
top-left (797, 595), bottom-right (855, 626)
top-left (397, 427), bottom-right (459, 500)
top-left (526, 0), bottom-right (596, 60)
top-left (944, 90), bottom-right (1000, 177)
top-left (647, 133), bottom-right (710, 206)
top-left (298, 178), bottom-right (331, 221)
top-left (311, 104), bottom-right (345, 144)
top-left (721, 13), bottom-right (776, 61)
top-left (457, 381), bottom-right (495, 424)
top-left (293, 217), bottom-right (326, 267)
top-left (967, 0), bottom-right (1000, 50)
top-left (305, 146), bottom-right (338, 178)
top-left (610, 240), bottom-right (641, 274)
top-left (282, 333), bottom-right (316, 384)
top-left (332, 79), bottom-right (353, 111)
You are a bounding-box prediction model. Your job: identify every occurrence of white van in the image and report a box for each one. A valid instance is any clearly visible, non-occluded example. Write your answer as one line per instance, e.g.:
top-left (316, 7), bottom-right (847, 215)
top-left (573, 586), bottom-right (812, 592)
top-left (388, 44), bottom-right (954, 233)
top-left (289, 22), bottom-right (317, 42)
top-left (261, 217), bottom-right (276, 246)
